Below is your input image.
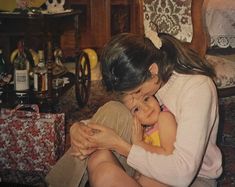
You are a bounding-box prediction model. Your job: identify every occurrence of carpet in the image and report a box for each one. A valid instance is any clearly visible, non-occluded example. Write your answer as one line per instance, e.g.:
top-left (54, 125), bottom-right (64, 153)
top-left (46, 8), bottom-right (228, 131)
top-left (217, 97), bottom-right (235, 186)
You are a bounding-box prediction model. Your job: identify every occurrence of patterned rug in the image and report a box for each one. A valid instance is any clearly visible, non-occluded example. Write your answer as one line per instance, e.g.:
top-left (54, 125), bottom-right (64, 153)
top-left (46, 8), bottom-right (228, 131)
top-left (60, 80), bottom-right (235, 187)
top-left (217, 98), bottom-right (235, 186)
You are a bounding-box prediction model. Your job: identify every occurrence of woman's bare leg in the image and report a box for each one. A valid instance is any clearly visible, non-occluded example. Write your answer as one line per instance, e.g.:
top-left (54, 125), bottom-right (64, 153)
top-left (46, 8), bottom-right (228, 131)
top-left (87, 150), bottom-right (141, 187)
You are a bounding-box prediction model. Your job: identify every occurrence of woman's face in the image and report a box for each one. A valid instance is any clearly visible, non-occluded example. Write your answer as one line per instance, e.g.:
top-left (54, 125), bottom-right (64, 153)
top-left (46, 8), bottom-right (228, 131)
top-left (123, 75), bottom-right (161, 101)
top-left (122, 75), bottom-right (162, 124)
top-left (123, 95), bottom-right (161, 126)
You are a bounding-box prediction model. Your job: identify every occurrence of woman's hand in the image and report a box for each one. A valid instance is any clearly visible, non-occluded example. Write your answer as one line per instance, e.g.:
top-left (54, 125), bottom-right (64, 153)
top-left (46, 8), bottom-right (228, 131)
top-left (86, 123), bottom-right (120, 150)
top-left (70, 122), bottom-right (97, 159)
top-left (131, 117), bottom-right (144, 144)
top-left (87, 123), bottom-right (132, 157)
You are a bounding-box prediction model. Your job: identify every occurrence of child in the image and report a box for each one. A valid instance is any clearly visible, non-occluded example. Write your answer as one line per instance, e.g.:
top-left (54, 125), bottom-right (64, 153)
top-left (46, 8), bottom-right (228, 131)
top-left (123, 94), bottom-right (177, 187)
top-left (123, 94), bottom-right (177, 155)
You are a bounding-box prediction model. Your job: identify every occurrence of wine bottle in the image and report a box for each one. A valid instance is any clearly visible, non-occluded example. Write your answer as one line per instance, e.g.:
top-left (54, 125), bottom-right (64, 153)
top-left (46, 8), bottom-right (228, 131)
top-left (13, 40), bottom-right (29, 92)
top-left (47, 41), bottom-right (53, 100)
top-left (34, 50), bottom-right (48, 95)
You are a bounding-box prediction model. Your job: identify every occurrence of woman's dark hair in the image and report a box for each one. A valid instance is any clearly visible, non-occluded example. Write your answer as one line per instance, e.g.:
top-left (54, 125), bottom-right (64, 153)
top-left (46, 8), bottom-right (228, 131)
top-left (100, 32), bottom-right (215, 92)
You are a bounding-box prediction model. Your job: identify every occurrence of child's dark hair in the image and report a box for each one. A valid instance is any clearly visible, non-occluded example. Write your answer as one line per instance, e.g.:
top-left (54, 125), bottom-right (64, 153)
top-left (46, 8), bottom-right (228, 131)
top-left (100, 32), bottom-right (215, 92)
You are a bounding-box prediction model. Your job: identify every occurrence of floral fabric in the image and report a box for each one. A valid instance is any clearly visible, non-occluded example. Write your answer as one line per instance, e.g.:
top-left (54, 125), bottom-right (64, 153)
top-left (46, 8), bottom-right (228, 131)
top-left (0, 105), bottom-right (65, 184)
top-left (143, 0), bottom-right (192, 42)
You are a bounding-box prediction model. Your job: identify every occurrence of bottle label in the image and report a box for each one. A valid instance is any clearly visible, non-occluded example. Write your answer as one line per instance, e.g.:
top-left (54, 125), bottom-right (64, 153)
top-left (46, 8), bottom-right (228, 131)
top-left (15, 69), bottom-right (29, 91)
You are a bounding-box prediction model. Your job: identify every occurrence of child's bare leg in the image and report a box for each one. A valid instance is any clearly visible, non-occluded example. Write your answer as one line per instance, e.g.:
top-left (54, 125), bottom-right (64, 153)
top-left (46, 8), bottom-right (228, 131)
top-left (137, 174), bottom-right (169, 187)
top-left (87, 150), bottom-right (141, 187)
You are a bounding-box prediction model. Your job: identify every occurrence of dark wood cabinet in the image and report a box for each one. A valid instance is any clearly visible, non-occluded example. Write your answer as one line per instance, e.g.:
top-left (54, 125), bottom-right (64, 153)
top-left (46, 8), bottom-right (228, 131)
top-left (0, 11), bottom-right (79, 63)
top-left (61, 0), bottom-right (142, 57)
top-left (0, 0), bottom-right (142, 60)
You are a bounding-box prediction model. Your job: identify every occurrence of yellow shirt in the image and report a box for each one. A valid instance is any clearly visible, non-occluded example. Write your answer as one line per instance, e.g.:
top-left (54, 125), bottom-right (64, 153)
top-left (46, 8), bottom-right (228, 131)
top-left (143, 125), bottom-right (160, 146)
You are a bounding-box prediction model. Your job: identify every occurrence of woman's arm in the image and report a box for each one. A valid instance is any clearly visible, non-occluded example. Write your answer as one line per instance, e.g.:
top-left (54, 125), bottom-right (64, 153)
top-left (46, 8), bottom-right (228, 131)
top-left (70, 101), bottom-right (134, 159)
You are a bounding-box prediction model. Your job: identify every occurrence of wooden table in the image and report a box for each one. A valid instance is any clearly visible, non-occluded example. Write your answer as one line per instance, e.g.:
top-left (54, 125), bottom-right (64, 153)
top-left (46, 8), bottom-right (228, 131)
top-left (0, 10), bottom-right (91, 109)
top-left (0, 71), bottom-right (75, 112)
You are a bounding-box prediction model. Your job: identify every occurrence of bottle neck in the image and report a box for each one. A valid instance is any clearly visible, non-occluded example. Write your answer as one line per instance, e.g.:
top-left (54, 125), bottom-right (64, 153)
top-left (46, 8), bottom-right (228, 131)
top-left (38, 50), bottom-right (45, 64)
top-left (17, 40), bottom-right (25, 55)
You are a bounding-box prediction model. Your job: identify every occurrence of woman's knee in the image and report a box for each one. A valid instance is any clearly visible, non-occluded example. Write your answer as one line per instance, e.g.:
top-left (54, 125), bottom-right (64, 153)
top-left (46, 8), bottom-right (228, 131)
top-left (87, 150), bottom-right (123, 187)
top-left (89, 162), bottom-right (119, 187)
top-left (87, 150), bottom-right (119, 174)
top-left (91, 101), bottom-right (133, 139)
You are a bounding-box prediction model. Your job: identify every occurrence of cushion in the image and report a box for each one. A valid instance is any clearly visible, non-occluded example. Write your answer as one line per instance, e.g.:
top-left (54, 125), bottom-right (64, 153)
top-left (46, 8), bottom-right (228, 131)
top-left (206, 55), bottom-right (235, 89)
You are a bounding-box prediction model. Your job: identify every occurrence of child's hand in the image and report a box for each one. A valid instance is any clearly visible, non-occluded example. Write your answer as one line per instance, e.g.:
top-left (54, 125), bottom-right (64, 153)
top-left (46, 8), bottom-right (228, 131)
top-left (131, 117), bottom-right (144, 144)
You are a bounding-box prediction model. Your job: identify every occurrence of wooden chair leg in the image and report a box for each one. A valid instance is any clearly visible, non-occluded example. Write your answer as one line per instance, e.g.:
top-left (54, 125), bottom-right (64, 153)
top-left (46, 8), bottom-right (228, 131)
top-left (188, 0), bottom-right (208, 58)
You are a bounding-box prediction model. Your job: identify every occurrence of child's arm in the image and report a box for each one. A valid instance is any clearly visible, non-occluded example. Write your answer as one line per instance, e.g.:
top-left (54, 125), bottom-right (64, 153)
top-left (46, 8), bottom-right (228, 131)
top-left (132, 112), bottom-right (177, 155)
top-left (157, 111), bottom-right (177, 154)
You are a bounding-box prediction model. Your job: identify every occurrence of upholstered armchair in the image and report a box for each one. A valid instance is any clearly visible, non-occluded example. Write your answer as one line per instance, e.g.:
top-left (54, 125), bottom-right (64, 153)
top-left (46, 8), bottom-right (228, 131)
top-left (140, 0), bottom-right (235, 98)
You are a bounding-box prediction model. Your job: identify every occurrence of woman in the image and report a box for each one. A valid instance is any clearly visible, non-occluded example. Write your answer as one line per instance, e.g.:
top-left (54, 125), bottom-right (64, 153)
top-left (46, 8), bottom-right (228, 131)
top-left (47, 33), bottom-right (222, 187)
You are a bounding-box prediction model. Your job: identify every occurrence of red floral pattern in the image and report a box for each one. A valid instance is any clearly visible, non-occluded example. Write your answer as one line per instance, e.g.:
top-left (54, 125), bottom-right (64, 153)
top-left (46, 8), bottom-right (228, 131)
top-left (0, 105), bottom-right (65, 176)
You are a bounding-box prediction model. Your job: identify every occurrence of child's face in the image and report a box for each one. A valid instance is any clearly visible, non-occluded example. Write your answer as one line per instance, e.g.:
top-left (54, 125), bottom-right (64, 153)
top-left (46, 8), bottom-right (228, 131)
top-left (123, 95), bottom-right (161, 126)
